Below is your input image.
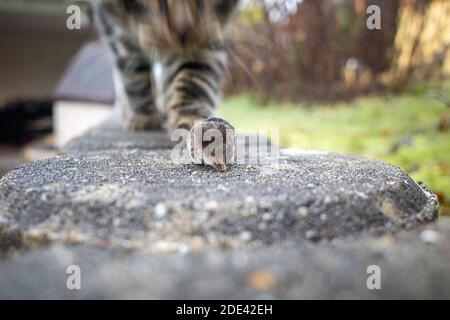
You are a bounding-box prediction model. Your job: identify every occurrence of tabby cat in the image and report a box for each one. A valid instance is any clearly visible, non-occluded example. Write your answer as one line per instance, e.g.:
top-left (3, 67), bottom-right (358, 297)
top-left (94, 0), bottom-right (239, 171)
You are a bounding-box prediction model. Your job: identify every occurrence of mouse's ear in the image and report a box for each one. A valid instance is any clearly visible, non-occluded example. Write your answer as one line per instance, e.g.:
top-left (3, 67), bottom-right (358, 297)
top-left (214, 0), bottom-right (240, 25)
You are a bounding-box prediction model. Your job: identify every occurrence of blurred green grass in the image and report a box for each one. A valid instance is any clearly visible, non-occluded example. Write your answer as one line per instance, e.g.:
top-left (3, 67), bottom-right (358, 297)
top-left (219, 82), bottom-right (450, 216)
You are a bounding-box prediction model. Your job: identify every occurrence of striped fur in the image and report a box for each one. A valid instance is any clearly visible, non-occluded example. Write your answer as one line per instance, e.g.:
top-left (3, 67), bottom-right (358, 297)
top-left (94, 0), bottom-right (239, 132)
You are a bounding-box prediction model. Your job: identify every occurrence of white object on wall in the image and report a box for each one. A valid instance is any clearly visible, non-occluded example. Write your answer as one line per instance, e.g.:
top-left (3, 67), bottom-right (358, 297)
top-left (53, 101), bottom-right (112, 148)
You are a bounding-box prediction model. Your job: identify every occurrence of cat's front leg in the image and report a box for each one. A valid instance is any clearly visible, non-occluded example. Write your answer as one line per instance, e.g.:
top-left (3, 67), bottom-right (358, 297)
top-left (163, 49), bottom-right (235, 171)
top-left (96, 3), bottom-right (161, 131)
top-left (115, 50), bottom-right (161, 131)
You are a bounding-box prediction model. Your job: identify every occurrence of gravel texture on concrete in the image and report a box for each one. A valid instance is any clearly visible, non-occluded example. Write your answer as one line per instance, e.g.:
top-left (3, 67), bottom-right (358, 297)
top-left (0, 148), bottom-right (438, 252)
top-left (0, 219), bottom-right (449, 299)
top-left (62, 119), bottom-right (175, 153)
top-left (0, 119), bottom-right (444, 299)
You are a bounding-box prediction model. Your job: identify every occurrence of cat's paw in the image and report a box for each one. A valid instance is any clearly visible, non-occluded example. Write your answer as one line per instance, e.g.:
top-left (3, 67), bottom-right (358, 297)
top-left (187, 117), bottom-right (235, 172)
top-left (126, 114), bottom-right (161, 131)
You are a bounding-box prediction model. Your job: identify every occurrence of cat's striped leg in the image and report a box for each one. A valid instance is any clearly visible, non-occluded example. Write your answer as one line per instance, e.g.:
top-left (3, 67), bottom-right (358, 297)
top-left (114, 50), bottom-right (161, 131)
top-left (96, 3), bottom-right (160, 131)
top-left (162, 50), bottom-right (224, 131)
top-left (162, 48), bottom-right (235, 171)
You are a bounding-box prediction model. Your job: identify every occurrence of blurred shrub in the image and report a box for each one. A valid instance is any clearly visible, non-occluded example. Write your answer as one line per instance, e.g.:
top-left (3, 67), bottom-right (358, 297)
top-left (385, 0), bottom-right (450, 89)
top-left (225, 0), bottom-right (449, 102)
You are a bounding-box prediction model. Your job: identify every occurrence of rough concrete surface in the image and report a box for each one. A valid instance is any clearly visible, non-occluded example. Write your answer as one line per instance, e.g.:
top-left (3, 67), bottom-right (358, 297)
top-left (0, 220), bottom-right (449, 299)
top-left (0, 119), bottom-right (446, 299)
